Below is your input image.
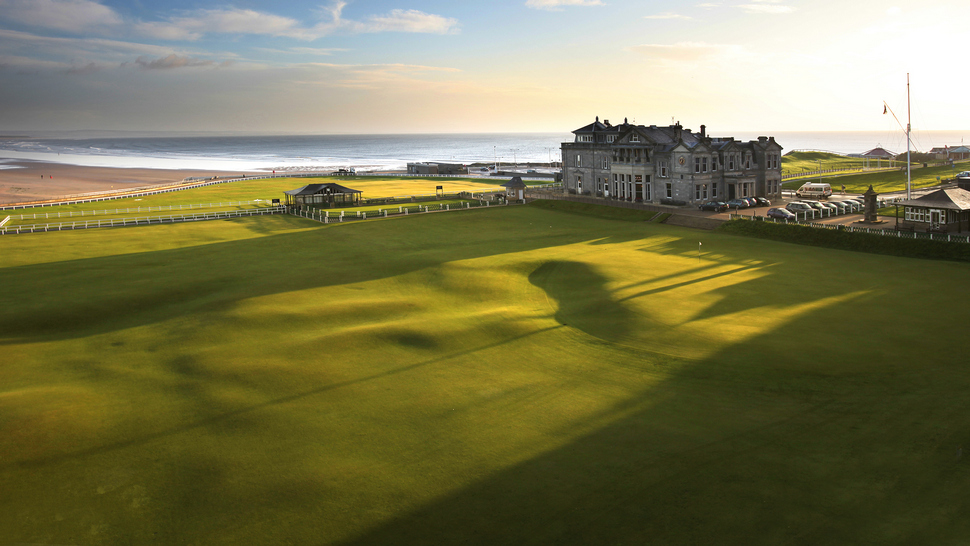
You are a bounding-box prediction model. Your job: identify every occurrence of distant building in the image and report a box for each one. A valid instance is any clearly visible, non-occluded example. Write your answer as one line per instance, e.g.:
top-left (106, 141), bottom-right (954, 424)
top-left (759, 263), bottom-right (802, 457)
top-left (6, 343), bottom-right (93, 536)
top-left (283, 183), bottom-right (362, 208)
top-left (501, 176), bottom-right (527, 201)
top-left (929, 146), bottom-right (970, 161)
top-left (407, 162), bottom-right (468, 175)
top-left (862, 147), bottom-right (896, 159)
top-left (560, 118), bottom-right (783, 203)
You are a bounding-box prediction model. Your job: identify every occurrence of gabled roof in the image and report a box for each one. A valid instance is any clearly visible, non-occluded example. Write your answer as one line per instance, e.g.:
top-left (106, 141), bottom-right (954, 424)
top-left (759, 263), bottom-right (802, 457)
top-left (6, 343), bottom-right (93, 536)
top-left (896, 187), bottom-right (970, 211)
top-left (284, 183), bottom-right (362, 196)
top-left (949, 146), bottom-right (970, 153)
top-left (862, 147), bottom-right (896, 158)
top-left (501, 176), bottom-right (527, 189)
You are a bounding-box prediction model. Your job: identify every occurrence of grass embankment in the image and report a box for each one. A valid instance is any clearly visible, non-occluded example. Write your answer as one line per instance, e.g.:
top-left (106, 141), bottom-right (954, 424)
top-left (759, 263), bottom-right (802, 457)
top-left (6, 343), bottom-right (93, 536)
top-left (784, 161), bottom-right (967, 194)
top-left (3, 205), bottom-right (970, 544)
top-left (782, 151), bottom-right (869, 178)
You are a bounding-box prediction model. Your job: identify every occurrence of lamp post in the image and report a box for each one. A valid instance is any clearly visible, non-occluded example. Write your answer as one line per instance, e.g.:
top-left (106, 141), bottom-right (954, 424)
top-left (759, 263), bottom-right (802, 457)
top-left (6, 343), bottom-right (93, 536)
top-left (817, 159), bottom-right (822, 184)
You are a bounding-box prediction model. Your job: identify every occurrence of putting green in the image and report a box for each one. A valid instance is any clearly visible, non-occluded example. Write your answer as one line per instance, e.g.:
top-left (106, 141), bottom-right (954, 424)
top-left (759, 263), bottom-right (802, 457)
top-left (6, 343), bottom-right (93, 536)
top-left (2, 205), bottom-right (969, 544)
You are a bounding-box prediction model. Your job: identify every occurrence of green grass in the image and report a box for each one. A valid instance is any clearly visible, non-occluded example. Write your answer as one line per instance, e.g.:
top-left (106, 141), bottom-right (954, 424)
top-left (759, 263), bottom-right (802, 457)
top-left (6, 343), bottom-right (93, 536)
top-left (784, 162), bottom-right (966, 194)
top-left (781, 151), bottom-right (870, 178)
top-left (3, 205), bottom-right (970, 544)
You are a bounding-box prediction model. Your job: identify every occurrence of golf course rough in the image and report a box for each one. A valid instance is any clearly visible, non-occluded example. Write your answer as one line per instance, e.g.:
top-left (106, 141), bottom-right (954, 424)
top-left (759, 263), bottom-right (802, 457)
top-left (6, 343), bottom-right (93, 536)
top-left (2, 204), bottom-right (970, 545)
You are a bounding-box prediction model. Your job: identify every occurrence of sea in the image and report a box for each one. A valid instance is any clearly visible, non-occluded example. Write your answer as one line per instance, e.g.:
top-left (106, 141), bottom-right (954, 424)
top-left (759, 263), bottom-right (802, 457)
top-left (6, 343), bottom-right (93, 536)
top-left (0, 130), bottom-right (967, 172)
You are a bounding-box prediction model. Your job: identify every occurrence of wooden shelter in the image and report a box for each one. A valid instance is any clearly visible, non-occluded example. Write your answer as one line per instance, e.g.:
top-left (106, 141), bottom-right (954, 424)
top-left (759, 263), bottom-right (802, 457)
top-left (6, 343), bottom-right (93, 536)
top-left (501, 176), bottom-right (527, 201)
top-left (284, 183), bottom-right (362, 208)
top-left (894, 187), bottom-right (970, 233)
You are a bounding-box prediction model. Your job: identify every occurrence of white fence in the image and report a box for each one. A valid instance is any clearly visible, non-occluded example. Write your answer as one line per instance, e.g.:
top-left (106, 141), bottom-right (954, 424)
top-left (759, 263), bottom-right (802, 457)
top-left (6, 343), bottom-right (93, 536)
top-left (290, 199), bottom-right (508, 224)
top-left (1, 206), bottom-right (285, 235)
top-left (5, 200), bottom-right (276, 221)
top-left (729, 213), bottom-right (970, 244)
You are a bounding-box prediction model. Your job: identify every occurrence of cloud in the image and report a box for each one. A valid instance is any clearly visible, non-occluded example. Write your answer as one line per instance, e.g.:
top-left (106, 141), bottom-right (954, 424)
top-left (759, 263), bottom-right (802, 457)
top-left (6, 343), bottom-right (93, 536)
top-left (136, 8), bottom-right (302, 41)
top-left (526, 0), bottom-right (605, 11)
top-left (644, 12), bottom-right (692, 20)
top-left (256, 47), bottom-right (349, 56)
top-left (0, 0), bottom-right (122, 34)
top-left (131, 54), bottom-right (229, 70)
top-left (363, 9), bottom-right (459, 34)
top-left (135, 2), bottom-right (458, 41)
top-left (738, 0), bottom-right (795, 14)
top-left (627, 41), bottom-right (746, 63)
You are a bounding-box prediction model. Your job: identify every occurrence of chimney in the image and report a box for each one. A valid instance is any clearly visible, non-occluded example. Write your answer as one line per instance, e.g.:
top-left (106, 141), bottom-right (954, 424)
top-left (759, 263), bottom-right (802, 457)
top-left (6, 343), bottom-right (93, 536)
top-left (700, 125), bottom-right (706, 138)
top-left (675, 122), bottom-right (682, 141)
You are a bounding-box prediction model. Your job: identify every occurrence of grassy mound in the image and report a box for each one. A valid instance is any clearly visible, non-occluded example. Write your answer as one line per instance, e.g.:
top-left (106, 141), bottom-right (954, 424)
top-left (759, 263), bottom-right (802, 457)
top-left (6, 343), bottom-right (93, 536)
top-left (3, 208), bottom-right (970, 544)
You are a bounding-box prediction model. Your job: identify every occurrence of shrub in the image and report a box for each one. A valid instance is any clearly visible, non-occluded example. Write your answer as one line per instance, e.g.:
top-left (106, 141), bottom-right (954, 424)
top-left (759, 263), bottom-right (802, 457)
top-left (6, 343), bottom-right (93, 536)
top-left (718, 219), bottom-right (970, 262)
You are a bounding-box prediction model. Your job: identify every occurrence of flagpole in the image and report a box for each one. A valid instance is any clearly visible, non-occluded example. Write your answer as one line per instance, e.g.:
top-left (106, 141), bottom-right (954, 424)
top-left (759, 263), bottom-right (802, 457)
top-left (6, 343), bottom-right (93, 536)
top-left (906, 73), bottom-right (912, 200)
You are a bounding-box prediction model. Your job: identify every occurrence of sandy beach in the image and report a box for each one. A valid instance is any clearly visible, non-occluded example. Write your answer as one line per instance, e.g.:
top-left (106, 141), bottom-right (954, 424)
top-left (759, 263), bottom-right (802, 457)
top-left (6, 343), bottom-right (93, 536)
top-left (0, 160), bottom-right (255, 205)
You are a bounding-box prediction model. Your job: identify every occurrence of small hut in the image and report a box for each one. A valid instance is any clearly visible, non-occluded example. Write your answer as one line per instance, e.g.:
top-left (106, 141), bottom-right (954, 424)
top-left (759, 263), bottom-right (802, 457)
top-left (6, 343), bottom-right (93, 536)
top-left (501, 176), bottom-right (527, 201)
top-left (894, 187), bottom-right (970, 233)
top-left (284, 183), bottom-right (362, 208)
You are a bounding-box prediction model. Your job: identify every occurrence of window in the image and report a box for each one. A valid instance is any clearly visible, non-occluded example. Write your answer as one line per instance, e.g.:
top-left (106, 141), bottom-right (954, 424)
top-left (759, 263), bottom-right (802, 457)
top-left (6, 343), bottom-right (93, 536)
top-left (613, 173), bottom-right (618, 182)
top-left (659, 160), bottom-right (669, 178)
top-left (728, 155), bottom-right (735, 170)
top-left (607, 135), bottom-right (616, 143)
top-left (635, 175), bottom-right (642, 183)
top-left (694, 157), bottom-right (701, 174)
top-left (712, 184), bottom-right (717, 198)
top-left (603, 158), bottom-right (609, 169)
top-left (577, 176), bottom-right (582, 192)
top-left (631, 134), bottom-right (640, 142)
top-left (745, 154), bottom-right (751, 169)
top-left (665, 183), bottom-right (672, 198)
top-left (702, 157), bottom-right (708, 172)
top-left (695, 184), bottom-right (708, 200)
top-left (712, 156), bottom-right (719, 171)
top-left (576, 155), bottom-right (582, 167)
top-left (578, 135), bottom-right (592, 142)
top-left (645, 183), bottom-right (651, 201)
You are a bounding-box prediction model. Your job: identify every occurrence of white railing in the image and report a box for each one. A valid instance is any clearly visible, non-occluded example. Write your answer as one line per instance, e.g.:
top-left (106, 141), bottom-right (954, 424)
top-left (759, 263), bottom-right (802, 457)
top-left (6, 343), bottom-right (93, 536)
top-left (1, 206), bottom-right (285, 235)
top-left (6, 201), bottom-right (275, 221)
top-left (729, 213), bottom-right (970, 244)
top-left (289, 199), bottom-right (508, 224)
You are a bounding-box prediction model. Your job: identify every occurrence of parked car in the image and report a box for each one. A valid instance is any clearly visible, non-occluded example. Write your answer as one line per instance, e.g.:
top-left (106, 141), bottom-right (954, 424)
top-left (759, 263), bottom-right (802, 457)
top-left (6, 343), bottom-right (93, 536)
top-left (698, 201), bottom-right (728, 212)
top-left (754, 197), bottom-right (771, 207)
top-left (726, 199), bottom-right (750, 209)
top-left (827, 201), bottom-right (848, 213)
top-left (743, 197), bottom-right (758, 207)
top-left (800, 200), bottom-right (825, 211)
top-left (956, 171), bottom-right (970, 180)
top-left (786, 202), bottom-right (813, 214)
top-left (766, 207), bottom-right (796, 220)
top-left (818, 201), bottom-right (839, 212)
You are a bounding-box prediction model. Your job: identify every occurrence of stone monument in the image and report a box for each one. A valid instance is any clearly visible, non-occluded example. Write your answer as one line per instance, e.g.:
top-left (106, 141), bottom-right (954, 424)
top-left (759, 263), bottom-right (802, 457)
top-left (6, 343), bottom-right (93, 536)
top-left (857, 185), bottom-right (885, 225)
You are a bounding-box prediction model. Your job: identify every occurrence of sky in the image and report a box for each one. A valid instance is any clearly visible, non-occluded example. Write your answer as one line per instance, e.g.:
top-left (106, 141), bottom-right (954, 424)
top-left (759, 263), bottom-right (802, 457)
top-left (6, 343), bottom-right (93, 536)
top-left (0, 0), bottom-right (968, 135)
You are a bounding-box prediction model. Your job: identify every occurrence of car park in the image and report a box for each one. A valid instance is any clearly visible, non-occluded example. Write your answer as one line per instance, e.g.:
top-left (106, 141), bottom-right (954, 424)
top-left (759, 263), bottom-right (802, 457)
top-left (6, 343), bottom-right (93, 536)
top-left (766, 207), bottom-right (796, 220)
top-left (726, 199), bottom-right (749, 209)
top-left (698, 201), bottom-right (728, 212)
top-left (754, 197), bottom-right (771, 207)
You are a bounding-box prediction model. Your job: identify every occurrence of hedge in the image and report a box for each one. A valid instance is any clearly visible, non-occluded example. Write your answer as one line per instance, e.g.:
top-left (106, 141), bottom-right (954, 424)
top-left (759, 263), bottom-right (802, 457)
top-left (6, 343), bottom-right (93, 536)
top-left (717, 219), bottom-right (970, 262)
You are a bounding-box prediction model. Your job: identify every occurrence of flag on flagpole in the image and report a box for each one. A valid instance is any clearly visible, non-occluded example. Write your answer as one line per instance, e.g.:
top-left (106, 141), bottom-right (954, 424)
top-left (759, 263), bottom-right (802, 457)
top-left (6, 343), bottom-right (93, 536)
top-left (883, 104), bottom-right (887, 114)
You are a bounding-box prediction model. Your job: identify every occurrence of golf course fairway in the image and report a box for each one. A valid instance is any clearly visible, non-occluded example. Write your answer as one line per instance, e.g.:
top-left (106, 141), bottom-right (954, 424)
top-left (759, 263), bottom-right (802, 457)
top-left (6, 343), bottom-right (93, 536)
top-left (2, 204), bottom-right (969, 544)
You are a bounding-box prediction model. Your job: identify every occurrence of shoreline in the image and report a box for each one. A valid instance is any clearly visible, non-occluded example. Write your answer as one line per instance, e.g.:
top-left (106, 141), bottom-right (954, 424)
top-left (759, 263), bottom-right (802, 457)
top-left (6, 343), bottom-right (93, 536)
top-left (0, 159), bottom-right (259, 205)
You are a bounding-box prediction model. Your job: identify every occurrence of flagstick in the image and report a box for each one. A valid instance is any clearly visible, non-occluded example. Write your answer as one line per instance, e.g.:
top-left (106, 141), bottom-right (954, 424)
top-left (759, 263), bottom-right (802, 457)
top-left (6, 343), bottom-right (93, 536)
top-left (698, 242), bottom-right (702, 262)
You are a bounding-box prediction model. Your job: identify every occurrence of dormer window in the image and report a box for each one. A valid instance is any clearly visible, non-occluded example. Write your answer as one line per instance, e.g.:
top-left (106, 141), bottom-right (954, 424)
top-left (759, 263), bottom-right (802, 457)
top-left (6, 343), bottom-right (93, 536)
top-left (607, 135), bottom-right (616, 143)
top-left (630, 134), bottom-right (640, 143)
top-left (578, 135), bottom-right (592, 143)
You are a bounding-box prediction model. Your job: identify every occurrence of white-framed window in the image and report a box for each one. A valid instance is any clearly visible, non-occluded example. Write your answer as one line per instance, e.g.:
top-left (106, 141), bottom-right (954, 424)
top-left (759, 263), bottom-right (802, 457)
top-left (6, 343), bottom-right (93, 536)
top-left (576, 155), bottom-right (582, 167)
top-left (712, 156), bottom-right (719, 171)
top-left (635, 175), bottom-right (642, 184)
top-left (745, 154), bottom-right (752, 169)
top-left (695, 184), bottom-right (708, 200)
top-left (702, 157), bottom-right (708, 172)
top-left (694, 157), bottom-right (701, 174)
top-left (577, 176), bottom-right (582, 192)
top-left (644, 183), bottom-right (651, 201)
top-left (659, 160), bottom-right (669, 178)
top-left (607, 135), bottom-right (616, 143)
top-left (631, 134), bottom-right (640, 142)
top-left (603, 158), bottom-right (609, 169)
top-left (578, 135), bottom-right (592, 142)
top-left (665, 183), bottom-right (672, 198)
top-left (712, 184), bottom-right (718, 198)
top-left (613, 173), bottom-right (618, 182)
top-left (728, 155), bottom-right (736, 170)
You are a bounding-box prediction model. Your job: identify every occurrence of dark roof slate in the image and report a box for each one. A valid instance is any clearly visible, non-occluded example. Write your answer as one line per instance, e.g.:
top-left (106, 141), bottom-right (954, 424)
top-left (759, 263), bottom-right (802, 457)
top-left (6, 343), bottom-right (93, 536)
top-left (284, 183), bottom-right (362, 196)
top-left (896, 187), bottom-right (970, 211)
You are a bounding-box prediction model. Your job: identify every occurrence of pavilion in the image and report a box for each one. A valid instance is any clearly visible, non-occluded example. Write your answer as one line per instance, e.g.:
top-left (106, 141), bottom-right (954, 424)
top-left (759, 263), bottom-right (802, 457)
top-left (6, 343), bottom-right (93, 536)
top-left (894, 187), bottom-right (970, 233)
top-left (501, 176), bottom-right (527, 201)
top-left (284, 183), bottom-right (362, 208)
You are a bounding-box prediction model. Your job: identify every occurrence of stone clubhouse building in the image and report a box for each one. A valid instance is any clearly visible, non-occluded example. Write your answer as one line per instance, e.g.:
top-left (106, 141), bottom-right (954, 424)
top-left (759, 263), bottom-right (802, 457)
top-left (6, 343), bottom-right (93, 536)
top-left (561, 118), bottom-right (783, 204)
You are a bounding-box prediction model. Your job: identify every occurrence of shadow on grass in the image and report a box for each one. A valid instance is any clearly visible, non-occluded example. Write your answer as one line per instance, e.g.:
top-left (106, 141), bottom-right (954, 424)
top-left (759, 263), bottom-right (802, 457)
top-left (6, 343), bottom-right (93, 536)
top-left (529, 260), bottom-right (634, 342)
top-left (332, 280), bottom-right (970, 546)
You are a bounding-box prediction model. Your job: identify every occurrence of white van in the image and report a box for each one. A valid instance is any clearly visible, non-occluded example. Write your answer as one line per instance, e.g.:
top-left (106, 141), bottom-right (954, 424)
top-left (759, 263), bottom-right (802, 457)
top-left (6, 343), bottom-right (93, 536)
top-left (795, 182), bottom-right (832, 199)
